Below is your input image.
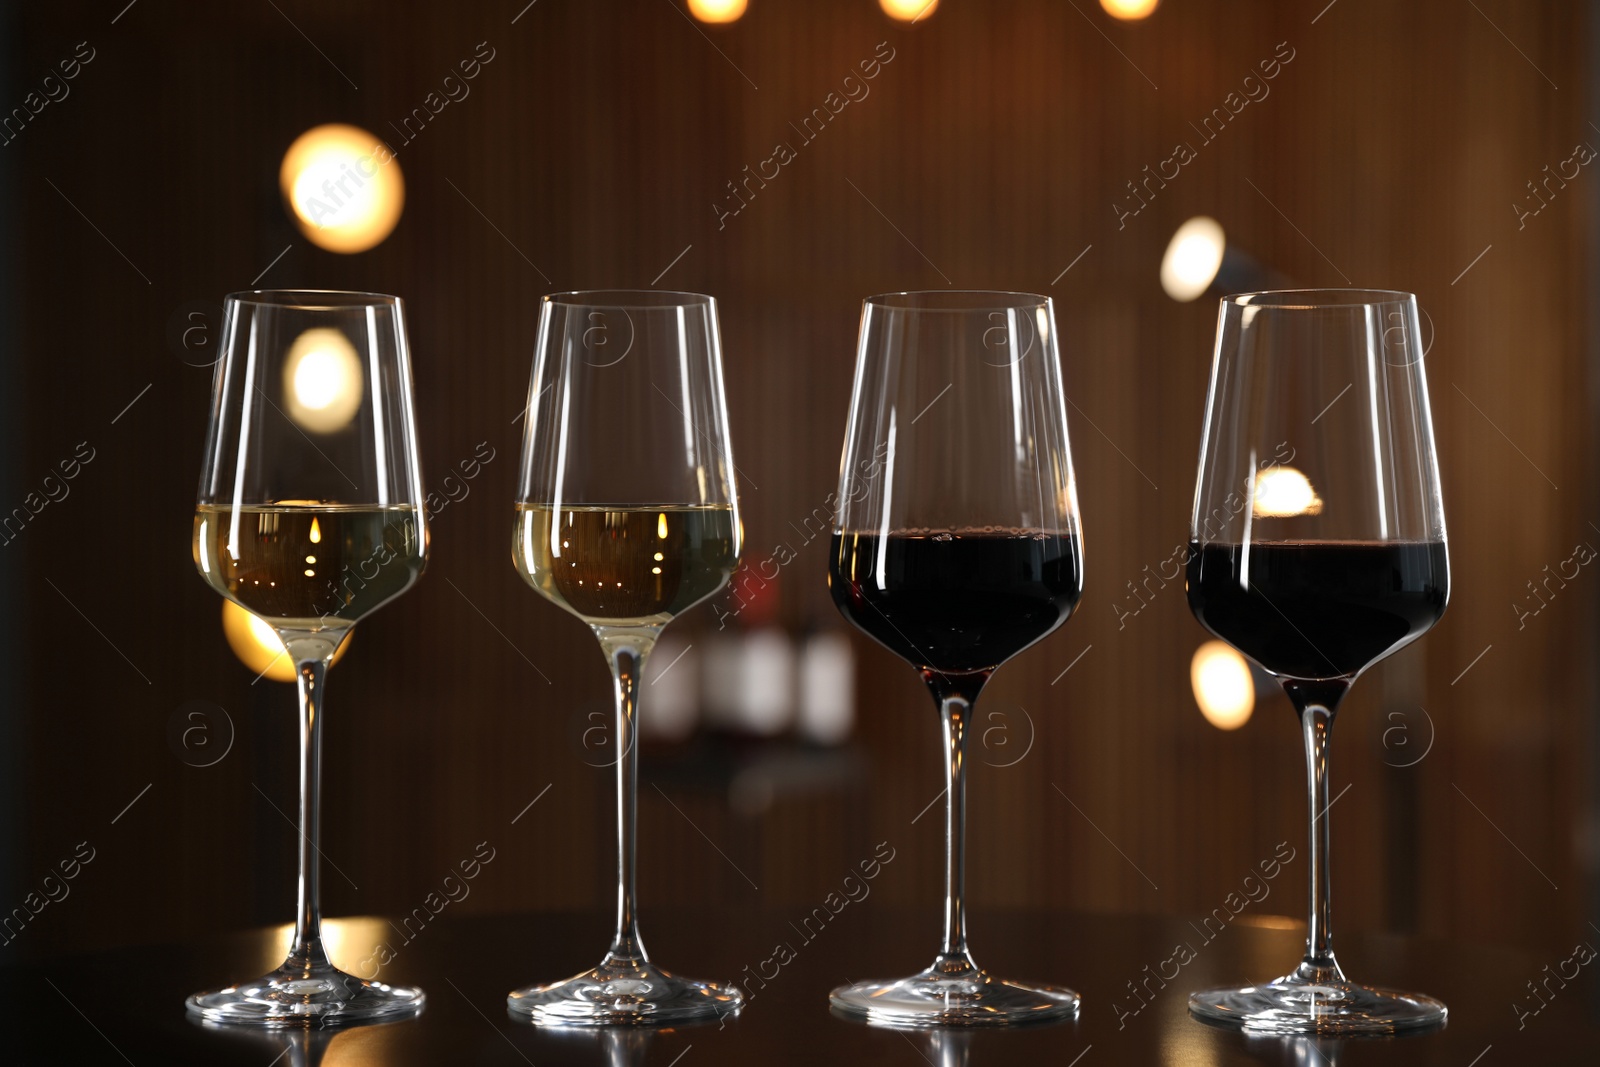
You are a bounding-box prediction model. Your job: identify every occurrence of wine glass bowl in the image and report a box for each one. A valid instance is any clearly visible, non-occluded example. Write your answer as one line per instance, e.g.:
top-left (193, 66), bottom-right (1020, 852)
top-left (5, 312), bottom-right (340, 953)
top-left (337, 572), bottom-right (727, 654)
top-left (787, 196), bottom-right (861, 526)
top-left (189, 290), bottom-right (428, 1025)
top-left (507, 290), bottom-right (744, 1026)
top-left (1186, 289), bottom-right (1448, 1035)
top-left (827, 291), bottom-right (1083, 1027)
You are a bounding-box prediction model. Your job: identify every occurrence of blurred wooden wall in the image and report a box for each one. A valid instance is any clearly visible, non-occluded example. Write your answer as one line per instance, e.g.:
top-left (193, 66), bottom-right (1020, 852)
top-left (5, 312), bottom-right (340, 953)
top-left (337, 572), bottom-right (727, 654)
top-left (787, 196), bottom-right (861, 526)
top-left (3, 0), bottom-right (1593, 963)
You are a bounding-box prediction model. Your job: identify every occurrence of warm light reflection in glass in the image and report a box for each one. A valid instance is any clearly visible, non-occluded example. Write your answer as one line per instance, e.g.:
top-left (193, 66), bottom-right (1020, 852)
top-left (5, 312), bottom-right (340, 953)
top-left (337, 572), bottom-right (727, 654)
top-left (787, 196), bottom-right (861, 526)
top-left (1238, 913), bottom-right (1306, 981)
top-left (280, 124), bottom-right (405, 253)
top-left (283, 327), bottom-right (364, 434)
top-left (881, 0), bottom-right (937, 21)
top-left (222, 600), bottom-right (349, 682)
top-left (1253, 466), bottom-right (1323, 518)
top-left (1161, 216), bottom-right (1226, 302)
top-left (268, 916), bottom-right (388, 971)
top-left (687, 0), bottom-right (747, 23)
top-left (1192, 640), bottom-right (1254, 730)
top-left (1234, 913), bottom-right (1304, 930)
top-left (1101, 0), bottom-right (1160, 20)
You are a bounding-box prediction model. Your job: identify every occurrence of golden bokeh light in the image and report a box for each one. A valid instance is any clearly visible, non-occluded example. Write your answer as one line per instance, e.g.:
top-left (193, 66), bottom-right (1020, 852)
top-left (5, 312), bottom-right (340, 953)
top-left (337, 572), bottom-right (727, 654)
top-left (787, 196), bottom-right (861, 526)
top-left (222, 600), bottom-right (350, 682)
top-left (1191, 640), bottom-right (1254, 730)
top-left (687, 0), bottom-right (747, 23)
top-left (1253, 465), bottom-right (1324, 518)
top-left (881, 0), bottom-right (937, 21)
top-left (279, 124), bottom-right (404, 254)
top-left (1101, 0), bottom-right (1160, 20)
top-left (283, 327), bottom-right (364, 434)
top-left (1161, 216), bottom-right (1226, 302)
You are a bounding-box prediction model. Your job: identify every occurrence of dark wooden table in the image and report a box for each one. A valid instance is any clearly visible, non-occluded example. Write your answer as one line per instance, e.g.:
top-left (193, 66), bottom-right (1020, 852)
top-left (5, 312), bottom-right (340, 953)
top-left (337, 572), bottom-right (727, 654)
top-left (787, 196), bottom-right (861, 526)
top-left (4, 909), bottom-right (1595, 1064)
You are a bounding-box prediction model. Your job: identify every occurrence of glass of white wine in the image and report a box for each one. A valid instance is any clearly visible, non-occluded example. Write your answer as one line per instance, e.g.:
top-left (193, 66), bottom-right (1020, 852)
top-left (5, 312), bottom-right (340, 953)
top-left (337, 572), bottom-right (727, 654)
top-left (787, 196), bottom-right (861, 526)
top-left (508, 290), bottom-right (744, 1025)
top-left (191, 290), bottom-right (428, 1025)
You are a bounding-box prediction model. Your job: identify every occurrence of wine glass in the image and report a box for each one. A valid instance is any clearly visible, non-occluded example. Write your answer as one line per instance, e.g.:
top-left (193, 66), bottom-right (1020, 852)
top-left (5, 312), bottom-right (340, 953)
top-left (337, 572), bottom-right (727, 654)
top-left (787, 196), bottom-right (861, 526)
top-left (508, 290), bottom-right (744, 1025)
top-left (1186, 289), bottom-right (1448, 1033)
top-left (190, 290), bottom-right (428, 1024)
top-left (827, 291), bottom-right (1084, 1027)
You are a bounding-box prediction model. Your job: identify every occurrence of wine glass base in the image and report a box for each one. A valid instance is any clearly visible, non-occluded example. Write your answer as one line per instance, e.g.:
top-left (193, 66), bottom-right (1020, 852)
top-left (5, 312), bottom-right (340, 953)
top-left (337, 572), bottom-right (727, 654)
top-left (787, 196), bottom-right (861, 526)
top-left (507, 959), bottom-right (743, 1027)
top-left (186, 964), bottom-right (424, 1027)
top-left (829, 967), bottom-right (1080, 1029)
top-left (1189, 976), bottom-right (1446, 1035)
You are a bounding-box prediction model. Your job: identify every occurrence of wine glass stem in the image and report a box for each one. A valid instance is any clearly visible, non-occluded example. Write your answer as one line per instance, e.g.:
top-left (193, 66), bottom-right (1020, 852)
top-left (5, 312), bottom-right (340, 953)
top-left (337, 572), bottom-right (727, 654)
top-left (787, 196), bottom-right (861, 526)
top-left (1291, 683), bottom-right (1347, 983)
top-left (929, 676), bottom-right (984, 974)
top-left (288, 656), bottom-right (331, 972)
top-left (598, 628), bottom-right (656, 965)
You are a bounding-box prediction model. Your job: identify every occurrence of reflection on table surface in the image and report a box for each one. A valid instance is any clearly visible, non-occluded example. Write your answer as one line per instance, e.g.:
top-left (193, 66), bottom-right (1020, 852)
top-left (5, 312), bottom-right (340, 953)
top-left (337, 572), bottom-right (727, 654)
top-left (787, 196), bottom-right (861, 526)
top-left (2, 910), bottom-right (1594, 1065)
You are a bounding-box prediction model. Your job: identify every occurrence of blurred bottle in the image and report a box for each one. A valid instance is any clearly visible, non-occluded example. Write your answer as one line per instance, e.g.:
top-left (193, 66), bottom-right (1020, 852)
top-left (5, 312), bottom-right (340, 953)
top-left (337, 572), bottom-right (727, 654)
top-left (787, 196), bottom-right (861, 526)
top-left (796, 627), bottom-right (854, 745)
top-left (639, 632), bottom-right (699, 742)
top-left (704, 569), bottom-right (794, 737)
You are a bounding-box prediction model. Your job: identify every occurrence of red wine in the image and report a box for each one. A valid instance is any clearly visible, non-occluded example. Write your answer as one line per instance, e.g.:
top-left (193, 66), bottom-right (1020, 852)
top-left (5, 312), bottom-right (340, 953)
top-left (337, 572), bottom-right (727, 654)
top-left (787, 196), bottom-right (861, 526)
top-left (1187, 540), bottom-right (1448, 680)
top-left (829, 530), bottom-right (1082, 675)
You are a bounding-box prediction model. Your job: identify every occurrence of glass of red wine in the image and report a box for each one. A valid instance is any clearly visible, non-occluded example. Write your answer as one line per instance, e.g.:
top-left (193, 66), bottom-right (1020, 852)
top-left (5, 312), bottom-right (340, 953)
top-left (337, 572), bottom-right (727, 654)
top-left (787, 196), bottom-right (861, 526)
top-left (1187, 289), bottom-right (1448, 1034)
top-left (827, 291), bottom-right (1084, 1027)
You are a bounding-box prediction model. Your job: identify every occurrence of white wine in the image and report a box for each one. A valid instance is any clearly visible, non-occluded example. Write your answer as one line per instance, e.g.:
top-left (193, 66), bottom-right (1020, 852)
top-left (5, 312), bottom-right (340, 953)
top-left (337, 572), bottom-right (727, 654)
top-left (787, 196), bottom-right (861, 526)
top-left (194, 504), bottom-right (425, 631)
top-left (515, 504), bottom-right (737, 625)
